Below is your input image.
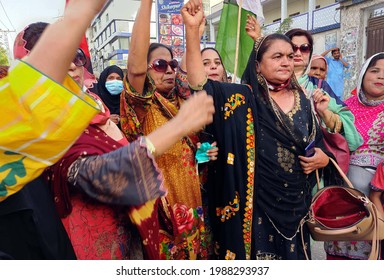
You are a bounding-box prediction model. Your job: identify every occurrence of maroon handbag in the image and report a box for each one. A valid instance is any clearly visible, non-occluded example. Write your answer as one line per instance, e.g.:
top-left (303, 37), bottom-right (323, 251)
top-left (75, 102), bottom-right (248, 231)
top-left (317, 79), bottom-right (350, 174)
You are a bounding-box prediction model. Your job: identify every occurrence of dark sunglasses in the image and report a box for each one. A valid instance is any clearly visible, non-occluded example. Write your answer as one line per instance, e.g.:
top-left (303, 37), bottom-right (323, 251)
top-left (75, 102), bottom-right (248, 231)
top-left (148, 59), bottom-right (178, 72)
top-left (292, 44), bottom-right (312, 54)
top-left (73, 48), bottom-right (87, 67)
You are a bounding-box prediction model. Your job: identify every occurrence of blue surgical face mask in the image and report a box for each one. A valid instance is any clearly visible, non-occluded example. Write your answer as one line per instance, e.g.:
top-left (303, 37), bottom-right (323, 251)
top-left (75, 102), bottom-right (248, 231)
top-left (105, 80), bottom-right (123, 95)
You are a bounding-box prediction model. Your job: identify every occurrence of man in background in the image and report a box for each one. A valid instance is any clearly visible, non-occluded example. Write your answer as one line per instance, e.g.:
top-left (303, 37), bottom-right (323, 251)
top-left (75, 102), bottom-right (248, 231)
top-left (321, 47), bottom-right (350, 100)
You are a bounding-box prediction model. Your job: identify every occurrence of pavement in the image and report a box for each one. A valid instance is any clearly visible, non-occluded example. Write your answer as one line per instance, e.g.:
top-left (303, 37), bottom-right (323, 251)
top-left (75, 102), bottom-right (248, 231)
top-left (311, 240), bottom-right (326, 260)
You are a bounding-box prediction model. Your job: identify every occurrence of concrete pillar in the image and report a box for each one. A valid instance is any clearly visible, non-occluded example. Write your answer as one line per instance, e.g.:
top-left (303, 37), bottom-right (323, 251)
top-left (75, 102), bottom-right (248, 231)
top-left (281, 0), bottom-right (287, 20)
top-left (308, 0), bottom-right (316, 30)
top-left (209, 20), bottom-right (215, 42)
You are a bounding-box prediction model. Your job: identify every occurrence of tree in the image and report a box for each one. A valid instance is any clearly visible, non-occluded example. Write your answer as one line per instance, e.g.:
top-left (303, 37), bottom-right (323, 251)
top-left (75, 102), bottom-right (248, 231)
top-left (0, 46), bottom-right (9, 66)
top-left (276, 17), bottom-right (293, 34)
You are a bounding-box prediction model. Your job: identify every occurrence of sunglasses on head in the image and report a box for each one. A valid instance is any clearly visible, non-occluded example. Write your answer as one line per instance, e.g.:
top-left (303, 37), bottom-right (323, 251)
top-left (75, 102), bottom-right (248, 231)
top-left (73, 48), bottom-right (87, 67)
top-left (148, 59), bottom-right (178, 72)
top-left (292, 44), bottom-right (312, 54)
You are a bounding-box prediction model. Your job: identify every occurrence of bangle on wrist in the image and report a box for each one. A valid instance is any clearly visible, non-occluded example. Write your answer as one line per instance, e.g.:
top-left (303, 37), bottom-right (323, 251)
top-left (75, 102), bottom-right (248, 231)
top-left (333, 115), bottom-right (342, 133)
top-left (143, 137), bottom-right (156, 156)
top-left (188, 76), bottom-right (208, 91)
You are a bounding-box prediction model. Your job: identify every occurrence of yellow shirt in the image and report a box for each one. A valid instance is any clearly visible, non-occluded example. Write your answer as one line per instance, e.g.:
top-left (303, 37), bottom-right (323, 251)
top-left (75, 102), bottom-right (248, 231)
top-left (0, 60), bottom-right (100, 201)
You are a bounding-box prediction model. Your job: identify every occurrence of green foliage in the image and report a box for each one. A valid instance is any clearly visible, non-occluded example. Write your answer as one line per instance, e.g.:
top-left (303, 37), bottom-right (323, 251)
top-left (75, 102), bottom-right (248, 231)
top-left (276, 17), bottom-right (293, 34)
top-left (0, 46), bottom-right (9, 66)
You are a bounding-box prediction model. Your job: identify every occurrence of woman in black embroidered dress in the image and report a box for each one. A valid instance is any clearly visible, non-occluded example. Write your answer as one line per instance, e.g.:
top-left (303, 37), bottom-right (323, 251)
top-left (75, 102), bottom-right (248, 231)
top-left (182, 0), bottom-right (336, 260)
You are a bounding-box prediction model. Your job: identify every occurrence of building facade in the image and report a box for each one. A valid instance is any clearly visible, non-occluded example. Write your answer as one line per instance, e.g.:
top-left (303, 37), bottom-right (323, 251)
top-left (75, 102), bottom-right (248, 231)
top-left (338, 0), bottom-right (384, 96)
top-left (87, 0), bottom-right (157, 74)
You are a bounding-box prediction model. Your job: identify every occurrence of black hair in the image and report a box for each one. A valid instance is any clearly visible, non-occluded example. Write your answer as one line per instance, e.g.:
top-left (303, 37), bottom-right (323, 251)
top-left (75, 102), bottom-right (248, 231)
top-left (285, 28), bottom-right (314, 49)
top-left (147, 43), bottom-right (173, 63)
top-left (201, 47), bottom-right (228, 82)
top-left (331, 48), bottom-right (340, 54)
top-left (367, 53), bottom-right (384, 68)
top-left (23, 22), bottom-right (49, 51)
top-left (256, 33), bottom-right (293, 62)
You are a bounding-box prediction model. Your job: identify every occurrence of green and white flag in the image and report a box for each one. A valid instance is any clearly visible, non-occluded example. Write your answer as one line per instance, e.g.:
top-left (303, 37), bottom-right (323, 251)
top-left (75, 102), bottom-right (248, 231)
top-left (215, 0), bottom-right (264, 79)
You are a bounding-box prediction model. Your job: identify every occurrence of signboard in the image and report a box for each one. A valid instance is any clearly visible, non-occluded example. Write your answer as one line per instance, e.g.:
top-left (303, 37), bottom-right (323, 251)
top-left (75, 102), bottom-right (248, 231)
top-left (109, 59), bottom-right (127, 69)
top-left (157, 0), bottom-right (185, 60)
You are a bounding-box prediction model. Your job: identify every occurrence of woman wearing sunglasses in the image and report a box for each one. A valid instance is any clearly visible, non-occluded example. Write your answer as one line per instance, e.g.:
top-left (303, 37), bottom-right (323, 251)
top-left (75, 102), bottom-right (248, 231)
top-left (120, 0), bottom-right (217, 260)
top-left (285, 29), bottom-right (362, 158)
top-left (183, 0), bottom-right (339, 259)
top-left (1, 18), bottom-right (214, 261)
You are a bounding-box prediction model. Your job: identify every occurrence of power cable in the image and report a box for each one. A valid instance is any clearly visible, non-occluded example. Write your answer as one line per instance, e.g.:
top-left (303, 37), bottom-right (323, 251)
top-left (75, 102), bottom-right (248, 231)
top-left (0, 0), bottom-right (15, 31)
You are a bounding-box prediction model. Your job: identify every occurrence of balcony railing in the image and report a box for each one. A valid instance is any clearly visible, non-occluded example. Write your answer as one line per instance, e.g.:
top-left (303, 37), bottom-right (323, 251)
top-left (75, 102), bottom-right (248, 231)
top-left (264, 3), bottom-right (340, 34)
top-left (312, 3), bottom-right (340, 30)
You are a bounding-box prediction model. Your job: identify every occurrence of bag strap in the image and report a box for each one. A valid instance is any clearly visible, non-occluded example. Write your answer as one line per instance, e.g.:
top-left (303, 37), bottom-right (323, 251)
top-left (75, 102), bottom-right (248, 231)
top-left (328, 157), bottom-right (354, 189)
top-left (368, 202), bottom-right (380, 260)
top-left (315, 169), bottom-right (321, 192)
top-left (314, 157), bottom-right (353, 191)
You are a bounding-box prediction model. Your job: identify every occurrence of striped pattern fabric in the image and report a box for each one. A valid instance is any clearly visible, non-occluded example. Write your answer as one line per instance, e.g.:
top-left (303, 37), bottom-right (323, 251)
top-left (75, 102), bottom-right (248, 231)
top-left (0, 60), bottom-right (100, 201)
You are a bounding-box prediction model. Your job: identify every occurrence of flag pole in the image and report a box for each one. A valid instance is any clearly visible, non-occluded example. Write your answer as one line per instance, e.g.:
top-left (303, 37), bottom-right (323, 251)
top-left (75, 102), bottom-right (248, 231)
top-left (232, 0), bottom-right (243, 83)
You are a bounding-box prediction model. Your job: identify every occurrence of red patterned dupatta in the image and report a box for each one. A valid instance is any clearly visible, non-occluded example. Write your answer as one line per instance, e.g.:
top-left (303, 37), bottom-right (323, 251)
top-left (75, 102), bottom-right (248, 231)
top-left (48, 122), bottom-right (174, 259)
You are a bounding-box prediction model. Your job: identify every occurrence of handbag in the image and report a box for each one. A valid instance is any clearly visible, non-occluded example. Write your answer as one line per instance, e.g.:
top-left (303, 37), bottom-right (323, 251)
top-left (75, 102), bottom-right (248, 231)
top-left (316, 79), bottom-right (350, 174)
top-left (305, 158), bottom-right (384, 260)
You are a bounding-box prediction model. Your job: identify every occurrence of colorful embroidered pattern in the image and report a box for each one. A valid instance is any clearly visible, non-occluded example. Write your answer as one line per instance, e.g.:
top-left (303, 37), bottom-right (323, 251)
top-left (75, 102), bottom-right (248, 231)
top-left (243, 107), bottom-right (255, 260)
top-left (225, 249), bottom-right (236, 260)
top-left (227, 153), bottom-right (235, 165)
top-left (216, 192), bottom-right (240, 222)
top-left (223, 93), bottom-right (246, 120)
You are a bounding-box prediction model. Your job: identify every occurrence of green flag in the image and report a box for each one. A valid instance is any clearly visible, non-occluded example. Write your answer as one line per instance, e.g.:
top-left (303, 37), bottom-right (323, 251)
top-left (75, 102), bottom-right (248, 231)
top-left (215, 1), bottom-right (256, 79)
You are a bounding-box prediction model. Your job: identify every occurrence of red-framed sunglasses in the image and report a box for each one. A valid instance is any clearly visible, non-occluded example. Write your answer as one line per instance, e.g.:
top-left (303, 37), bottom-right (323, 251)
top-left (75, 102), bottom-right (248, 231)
top-left (148, 59), bottom-right (178, 72)
top-left (73, 48), bottom-right (87, 67)
top-left (292, 43), bottom-right (312, 54)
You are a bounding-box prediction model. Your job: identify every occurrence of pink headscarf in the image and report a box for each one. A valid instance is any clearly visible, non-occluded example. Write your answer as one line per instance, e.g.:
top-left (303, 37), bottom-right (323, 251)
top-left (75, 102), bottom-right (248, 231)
top-left (13, 26), bottom-right (29, 59)
top-left (311, 54), bottom-right (328, 71)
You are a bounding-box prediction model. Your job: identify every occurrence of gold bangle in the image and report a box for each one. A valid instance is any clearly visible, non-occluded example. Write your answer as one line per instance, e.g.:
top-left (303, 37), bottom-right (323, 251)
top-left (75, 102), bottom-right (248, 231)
top-left (188, 76), bottom-right (208, 91)
top-left (144, 137), bottom-right (156, 156)
top-left (333, 115), bottom-right (342, 133)
top-left (325, 112), bottom-right (334, 130)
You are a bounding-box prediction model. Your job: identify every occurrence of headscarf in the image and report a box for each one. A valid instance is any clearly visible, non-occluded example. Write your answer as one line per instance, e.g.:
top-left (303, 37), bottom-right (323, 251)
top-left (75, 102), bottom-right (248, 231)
top-left (241, 35), bottom-right (322, 239)
top-left (13, 27), bottom-right (29, 59)
top-left (356, 52), bottom-right (384, 106)
top-left (242, 34), bottom-right (302, 97)
top-left (310, 54), bottom-right (328, 75)
top-left (96, 65), bottom-right (124, 115)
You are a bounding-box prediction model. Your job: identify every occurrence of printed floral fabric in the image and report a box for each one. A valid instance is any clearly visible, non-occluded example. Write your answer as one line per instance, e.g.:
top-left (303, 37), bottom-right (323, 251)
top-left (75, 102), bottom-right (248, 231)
top-left (159, 203), bottom-right (211, 260)
top-left (120, 72), bottom-right (211, 259)
top-left (345, 96), bottom-right (384, 168)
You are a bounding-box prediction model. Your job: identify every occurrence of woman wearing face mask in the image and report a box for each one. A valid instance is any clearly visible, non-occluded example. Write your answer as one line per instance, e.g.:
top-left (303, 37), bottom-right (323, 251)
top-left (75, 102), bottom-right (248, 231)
top-left (96, 65), bottom-right (124, 125)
